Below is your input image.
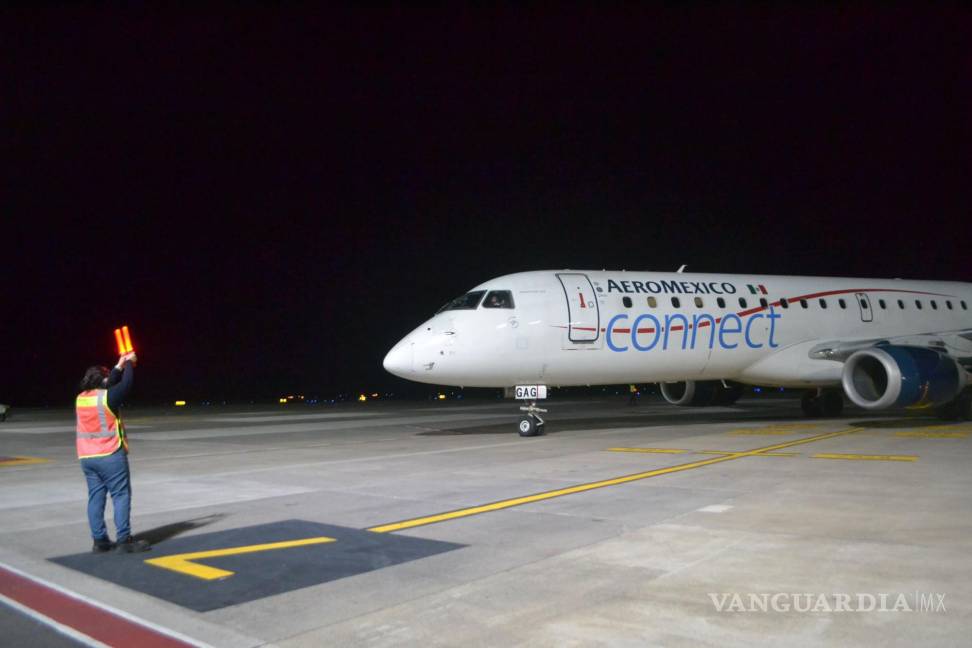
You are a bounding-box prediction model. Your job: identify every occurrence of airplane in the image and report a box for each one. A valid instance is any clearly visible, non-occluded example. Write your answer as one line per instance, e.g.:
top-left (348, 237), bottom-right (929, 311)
top-left (383, 270), bottom-right (972, 436)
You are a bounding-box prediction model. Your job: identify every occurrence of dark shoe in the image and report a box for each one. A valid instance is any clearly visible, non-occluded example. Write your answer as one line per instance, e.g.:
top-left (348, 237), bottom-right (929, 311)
top-left (115, 536), bottom-right (151, 553)
top-left (92, 538), bottom-right (115, 553)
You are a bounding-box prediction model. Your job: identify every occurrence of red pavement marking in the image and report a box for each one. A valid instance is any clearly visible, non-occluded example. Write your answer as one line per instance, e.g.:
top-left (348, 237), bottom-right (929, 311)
top-left (0, 564), bottom-right (198, 647)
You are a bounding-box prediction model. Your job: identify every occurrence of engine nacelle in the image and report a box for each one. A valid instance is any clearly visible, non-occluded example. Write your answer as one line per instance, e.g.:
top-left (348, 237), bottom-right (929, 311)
top-left (841, 346), bottom-right (964, 410)
top-left (660, 380), bottom-right (743, 407)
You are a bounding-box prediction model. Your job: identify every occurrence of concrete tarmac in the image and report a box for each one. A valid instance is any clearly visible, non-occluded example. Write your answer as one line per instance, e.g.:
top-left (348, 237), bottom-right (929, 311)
top-left (1, 397), bottom-right (969, 647)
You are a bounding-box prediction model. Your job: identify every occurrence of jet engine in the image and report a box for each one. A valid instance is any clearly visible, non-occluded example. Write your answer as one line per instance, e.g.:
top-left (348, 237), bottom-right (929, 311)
top-left (660, 380), bottom-right (743, 407)
top-left (841, 346), bottom-right (964, 410)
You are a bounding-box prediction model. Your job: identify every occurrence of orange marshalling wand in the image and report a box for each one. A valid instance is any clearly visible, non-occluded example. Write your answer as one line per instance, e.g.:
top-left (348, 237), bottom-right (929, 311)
top-left (114, 326), bottom-right (134, 354)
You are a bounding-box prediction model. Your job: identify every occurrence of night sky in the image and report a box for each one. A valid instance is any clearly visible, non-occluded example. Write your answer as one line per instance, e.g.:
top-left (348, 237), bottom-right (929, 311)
top-left (4, 6), bottom-right (969, 406)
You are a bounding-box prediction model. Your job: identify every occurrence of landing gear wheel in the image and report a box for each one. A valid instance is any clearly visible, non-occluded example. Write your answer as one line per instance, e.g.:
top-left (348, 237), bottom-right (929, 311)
top-left (517, 399), bottom-right (547, 437)
top-left (937, 391), bottom-right (972, 421)
top-left (819, 390), bottom-right (844, 417)
top-left (518, 415), bottom-right (541, 437)
top-left (802, 389), bottom-right (844, 418)
top-left (714, 383), bottom-right (744, 406)
top-left (801, 390), bottom-right (822, 418)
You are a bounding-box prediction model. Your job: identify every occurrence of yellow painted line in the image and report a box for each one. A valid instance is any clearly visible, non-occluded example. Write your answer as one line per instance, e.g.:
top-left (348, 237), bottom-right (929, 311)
top-left (729, 423), bottom-right (820, 436)
top-left (729, 430), bottom-right (795, 435)
top-left (698, 450), bottom-right (798, 457)
top-left (0, 457), bottom-right (50, 468)
top-left (368, 428), bottom-right (862, 534)
top-left (895, 431), bottom-right (969, 439)
top-left (144, 536), bottom-right (335, 580)
top-left (811, 453), bottom-right (918, 462)
top-left (608, 447), bottom-right (689, 454)
top-left (611, 448), bottom-right (798, 457)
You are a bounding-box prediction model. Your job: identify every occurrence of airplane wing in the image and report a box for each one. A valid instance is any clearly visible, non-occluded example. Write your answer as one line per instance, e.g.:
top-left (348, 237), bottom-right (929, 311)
top-left (809, 329), bottom-right (972, 365)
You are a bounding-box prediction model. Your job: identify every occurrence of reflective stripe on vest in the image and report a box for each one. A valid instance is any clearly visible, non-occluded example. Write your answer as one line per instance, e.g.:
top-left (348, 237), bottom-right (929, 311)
top-left (76, 389), bottom-right (125, 458)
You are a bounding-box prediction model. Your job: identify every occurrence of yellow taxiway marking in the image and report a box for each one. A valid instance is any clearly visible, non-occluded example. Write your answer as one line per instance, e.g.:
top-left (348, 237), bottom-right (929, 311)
top-left (0, 456), bottom-right (50, 468)
top-left (144, 536), bottom-right (336, 580)
top-left (895, 431), bottom-right (969, 439)
top-left (728, 423), bottom-right (820, 436)
top-left (367, 428), bottom-right (862, 534)
top-left (697, 450), bottom-right (798, 457)
top-left (811, 453), bottom-right (918, 462)
top-left (611, 448), bottom-right (798, 457)
top-left (608, 447), bottom-right (688, 454)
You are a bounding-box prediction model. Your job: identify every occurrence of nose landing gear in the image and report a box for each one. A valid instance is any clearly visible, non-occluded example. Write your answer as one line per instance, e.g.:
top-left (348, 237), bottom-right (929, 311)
top-left (518, 401), bottom-right (547, 437)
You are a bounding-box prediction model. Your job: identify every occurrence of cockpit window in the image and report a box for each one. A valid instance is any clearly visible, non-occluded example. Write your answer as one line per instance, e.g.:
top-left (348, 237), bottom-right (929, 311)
top-left (436, 290), bottom-right (486, 313)
top-left (483, 290), bottom-right (515, 309)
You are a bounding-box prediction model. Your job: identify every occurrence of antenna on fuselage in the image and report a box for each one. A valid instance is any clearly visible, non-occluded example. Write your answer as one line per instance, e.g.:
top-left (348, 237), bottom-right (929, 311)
top-left (676, 264), bottom-right (687, 273)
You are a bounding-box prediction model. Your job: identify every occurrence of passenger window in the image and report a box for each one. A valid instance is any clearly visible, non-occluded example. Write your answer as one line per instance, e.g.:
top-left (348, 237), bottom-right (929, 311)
top-left (647, 296), bottom-right (657, 308)
top-left (717, 297), bottom-right (726, 308)
top-left (946, 300), bottom-right (953, 310)
top-left (437, 290), bottom-right (486, 313)
top-left (915, 300), bottom-right (923, 310)
top-left (820, 299), bottom-right (828, 309)
top-left (879, 299), bottom-right (887, 309)
top-left (739, 297), bottom-right (748, 308)
top-left (931, 300), bottom-right (938, 310)
top-left (671, 297), bottom-right (681, 308)
top-left (779, 298), bottom-right (789, 309)
top-left (800, 299), bottom-right (808, 309)
top-left (898, 299), bottom-right (905, 309)
top-left (963, 301), bottom-right (968, 310)
top-left (483, 290), bottom-right (515, 309)
top-left (759, 298), bottom-right (768, 308)
top-left (622, 296), bottom-right (633, 308)
top-left (694, 297), bottom-right (704, 308)
top-left (838, 299), bottom-right (846, 309)
top-left (860, 299), bottom-right (868, 310)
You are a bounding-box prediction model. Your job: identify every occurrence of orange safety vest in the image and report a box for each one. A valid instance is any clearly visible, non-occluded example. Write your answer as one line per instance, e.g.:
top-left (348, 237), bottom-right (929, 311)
top-left (76, 389), bottom-right (127, 459)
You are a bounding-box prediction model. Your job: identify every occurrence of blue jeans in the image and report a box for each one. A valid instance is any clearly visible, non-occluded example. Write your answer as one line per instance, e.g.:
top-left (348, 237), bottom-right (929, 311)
top-left (80, 449), bottom-right (132, 542)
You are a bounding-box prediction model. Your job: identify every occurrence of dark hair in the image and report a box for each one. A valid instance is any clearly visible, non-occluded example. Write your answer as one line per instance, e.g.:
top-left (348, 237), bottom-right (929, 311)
top-left (79, 366), bottom-right (110, 392)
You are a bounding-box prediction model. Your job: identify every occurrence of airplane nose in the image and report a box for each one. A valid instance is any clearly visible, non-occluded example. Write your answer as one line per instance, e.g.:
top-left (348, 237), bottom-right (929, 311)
top-left (383, 341), bottom-right (413, 377)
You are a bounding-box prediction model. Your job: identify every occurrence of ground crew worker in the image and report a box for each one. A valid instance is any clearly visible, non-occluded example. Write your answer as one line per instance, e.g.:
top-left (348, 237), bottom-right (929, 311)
top-left (76, 352), bottom-right (149, 553)
top-left (628, 384), bottom-right (639, 405)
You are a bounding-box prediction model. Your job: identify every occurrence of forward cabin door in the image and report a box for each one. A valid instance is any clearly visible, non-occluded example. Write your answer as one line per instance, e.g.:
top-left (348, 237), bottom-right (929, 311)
top-left (557, 273), bottom-right (600, 344)
top-left (855, 292), bottom-right (873, 322)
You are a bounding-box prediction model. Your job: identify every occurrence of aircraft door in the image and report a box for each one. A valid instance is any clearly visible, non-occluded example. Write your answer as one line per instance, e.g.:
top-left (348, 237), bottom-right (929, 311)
top-left (557, 273), bottom-right (600, 343)
top-left (855, 293), bottom-right (873, 322)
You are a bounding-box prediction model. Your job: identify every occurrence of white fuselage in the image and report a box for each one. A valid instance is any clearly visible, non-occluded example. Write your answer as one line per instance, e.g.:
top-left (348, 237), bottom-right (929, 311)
top-left (383, 271), bottom-right (972, 389)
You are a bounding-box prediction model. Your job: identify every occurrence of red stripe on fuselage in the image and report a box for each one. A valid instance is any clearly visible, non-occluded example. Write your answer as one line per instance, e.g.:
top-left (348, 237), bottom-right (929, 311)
top-left (601, 287), bottom-right (959, 336)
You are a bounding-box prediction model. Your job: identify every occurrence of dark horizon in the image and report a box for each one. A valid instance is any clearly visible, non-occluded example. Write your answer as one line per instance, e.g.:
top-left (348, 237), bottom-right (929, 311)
top-left (4, 6), bottom-right (969, 407)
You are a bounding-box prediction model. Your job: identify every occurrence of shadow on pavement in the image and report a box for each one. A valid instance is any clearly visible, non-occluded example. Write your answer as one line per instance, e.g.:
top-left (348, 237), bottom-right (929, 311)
top-left (135, 513), bottom-right (228, 545)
